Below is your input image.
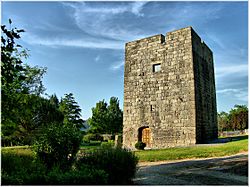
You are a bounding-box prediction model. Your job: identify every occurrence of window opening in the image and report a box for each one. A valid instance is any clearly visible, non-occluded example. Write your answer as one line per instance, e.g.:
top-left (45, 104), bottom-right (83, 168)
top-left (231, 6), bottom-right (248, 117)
top-left (153, 63), bottom-right (161, 72)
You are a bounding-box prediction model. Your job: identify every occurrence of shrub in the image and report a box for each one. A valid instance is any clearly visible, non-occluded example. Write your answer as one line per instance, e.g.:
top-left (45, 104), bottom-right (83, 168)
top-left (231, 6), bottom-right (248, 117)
top-left (1, 150), bottom-right (108, 185)
top-left (135, 141), bottom-right (146, 150)
top-left (101, 140), bottom-right (115, 148)
top-left (33, 123), bottom-right (82, 170)
top-left (1, 151), bottom-right (47, 185)
top-left (77, 147), bottom-right (139, 184)
top-left (83, 133), bottom-right (103, 143)
top-left (45, 165), bottom-right (108, 185)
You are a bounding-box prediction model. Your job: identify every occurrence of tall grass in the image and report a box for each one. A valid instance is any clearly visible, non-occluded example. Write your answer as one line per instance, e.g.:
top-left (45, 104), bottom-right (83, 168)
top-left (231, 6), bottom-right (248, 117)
top-left (77, 147), bottom-right (139, 184)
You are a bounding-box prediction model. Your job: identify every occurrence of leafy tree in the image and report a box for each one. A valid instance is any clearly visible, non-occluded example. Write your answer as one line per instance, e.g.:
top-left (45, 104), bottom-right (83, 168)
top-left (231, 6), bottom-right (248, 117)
top-left (88, 97), bottom-right (123, 134)
top-left (49, 94), bottom-right (59, 108)
top-left (88, 100), bottom-right (109, 134)
top-left (228, 105), bottom-right (248, 131)
top-left (1, 20), bottom-right (58, 146)
top-left (59, 93), bottom-right (84, 129)
top-left (107, 97), bottom-right (123, 134)
top-left (33, 122), bottom-right (82, 171)
top-left (1, 19), bottom-right (46, 95)
top-left (217, 111), bottom-right (229, 132)
top-left (1, 94), bottom-right (64, 146)
top-left (217, 105), bottom-right (248, 132)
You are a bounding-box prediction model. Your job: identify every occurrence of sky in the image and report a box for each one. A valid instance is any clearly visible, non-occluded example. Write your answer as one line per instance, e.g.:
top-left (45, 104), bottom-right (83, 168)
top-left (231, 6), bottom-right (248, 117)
top-left (2, 1), bottom-right (248, 120)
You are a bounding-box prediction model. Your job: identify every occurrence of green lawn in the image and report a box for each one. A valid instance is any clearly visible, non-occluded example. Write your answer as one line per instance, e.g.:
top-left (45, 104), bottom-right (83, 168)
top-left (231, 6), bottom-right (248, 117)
top-left (2, 136), bottom-right (248, 163)
top-left (135, 136), bottom-right (248, 162)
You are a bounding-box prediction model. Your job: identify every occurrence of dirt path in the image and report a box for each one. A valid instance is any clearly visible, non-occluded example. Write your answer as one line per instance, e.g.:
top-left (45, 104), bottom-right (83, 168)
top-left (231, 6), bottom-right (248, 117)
top-left (133, 153), bottom-right (248, 185)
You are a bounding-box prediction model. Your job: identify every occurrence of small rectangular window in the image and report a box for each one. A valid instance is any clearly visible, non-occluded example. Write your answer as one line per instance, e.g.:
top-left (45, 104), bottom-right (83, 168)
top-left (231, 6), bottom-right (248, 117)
top-left (153, 63), bottom-right (161, 72)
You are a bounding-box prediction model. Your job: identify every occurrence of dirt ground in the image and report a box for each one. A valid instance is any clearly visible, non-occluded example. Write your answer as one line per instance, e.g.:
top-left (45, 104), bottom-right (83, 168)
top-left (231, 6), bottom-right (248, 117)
top-left (133, 153), bottom-right (248, 185)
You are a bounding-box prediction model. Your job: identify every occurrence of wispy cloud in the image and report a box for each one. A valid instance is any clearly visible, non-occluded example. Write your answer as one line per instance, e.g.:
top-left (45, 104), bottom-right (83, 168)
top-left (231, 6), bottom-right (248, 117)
top-left (110, 61), bottom-right (124, 71)
top-left (215, 64), bottom-right (248, 78)
top-left (95, 55), bottom-right (100, 62)
top-left (217, 88), bottom-right (248, 102)
top-left (23, 33), bottom-right (124, 50)
top-left (63, 2), bottom-right (148, 41)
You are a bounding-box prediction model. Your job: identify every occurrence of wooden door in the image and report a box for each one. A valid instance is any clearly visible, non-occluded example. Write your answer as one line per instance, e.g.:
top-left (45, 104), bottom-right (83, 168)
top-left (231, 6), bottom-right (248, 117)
top-left (142, 128), bottom-right (151, 147)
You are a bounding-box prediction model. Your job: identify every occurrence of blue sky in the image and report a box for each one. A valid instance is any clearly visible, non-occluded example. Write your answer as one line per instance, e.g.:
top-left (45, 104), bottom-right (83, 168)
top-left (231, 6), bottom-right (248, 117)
top-left (2, 1), bottom-right (248, 120)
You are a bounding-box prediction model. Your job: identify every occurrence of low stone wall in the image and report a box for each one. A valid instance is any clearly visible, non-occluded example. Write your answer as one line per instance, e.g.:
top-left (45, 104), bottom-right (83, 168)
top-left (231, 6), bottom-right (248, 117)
top-left (219, 129), bottom-right (248, 137)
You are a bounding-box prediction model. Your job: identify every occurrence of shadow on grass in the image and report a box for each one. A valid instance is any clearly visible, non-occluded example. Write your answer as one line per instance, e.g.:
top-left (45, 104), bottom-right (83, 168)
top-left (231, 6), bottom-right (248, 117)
top-left (208, 135), bottom-right (248, 144)
top-left (133, 154), bottom-right (248, 185)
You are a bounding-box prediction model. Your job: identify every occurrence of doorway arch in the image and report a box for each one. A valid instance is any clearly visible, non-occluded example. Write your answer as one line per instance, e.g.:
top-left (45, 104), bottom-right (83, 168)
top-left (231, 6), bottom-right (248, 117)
top-left (138, 126), bottom-right (151, 147)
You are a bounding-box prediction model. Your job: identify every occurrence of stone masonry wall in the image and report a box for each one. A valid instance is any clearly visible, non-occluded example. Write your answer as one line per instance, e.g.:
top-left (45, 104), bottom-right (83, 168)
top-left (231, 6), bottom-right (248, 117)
top-left (123, 26), bottom-right (217, 149)
top-left (191, 30), bottom-right (218, 143)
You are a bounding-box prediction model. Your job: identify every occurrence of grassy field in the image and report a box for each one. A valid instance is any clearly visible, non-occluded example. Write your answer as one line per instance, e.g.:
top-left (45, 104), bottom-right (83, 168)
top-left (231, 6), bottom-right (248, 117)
top-left (135, 136), bottom-right (248, 162)
top-left (2, 136), bottom-right (248, 162)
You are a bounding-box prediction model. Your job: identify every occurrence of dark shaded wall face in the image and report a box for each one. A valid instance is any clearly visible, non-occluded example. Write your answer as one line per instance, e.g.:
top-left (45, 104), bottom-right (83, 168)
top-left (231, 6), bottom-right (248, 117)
top-left (191, 29), bottom-right (218, 143)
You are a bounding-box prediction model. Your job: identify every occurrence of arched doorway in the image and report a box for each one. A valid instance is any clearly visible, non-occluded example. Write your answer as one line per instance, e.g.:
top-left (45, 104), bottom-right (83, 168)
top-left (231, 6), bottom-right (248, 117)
top-left (138, 127), bottom-right (151, 147)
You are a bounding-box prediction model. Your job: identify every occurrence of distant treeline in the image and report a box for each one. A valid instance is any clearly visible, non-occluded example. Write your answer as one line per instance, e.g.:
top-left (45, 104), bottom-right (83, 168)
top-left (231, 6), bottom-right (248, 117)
top-left (217, 105), bottom-right (248, 132)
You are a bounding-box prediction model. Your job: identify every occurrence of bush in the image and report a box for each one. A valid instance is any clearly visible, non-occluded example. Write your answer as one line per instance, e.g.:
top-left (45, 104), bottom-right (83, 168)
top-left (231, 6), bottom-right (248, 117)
top-left (1, 151), bottom-right (47, 185)
top-left (135, 141), bottom-right (146, 150)
top-left (45, 165), bottom-right (108, 185)
top-left (101, 140), bottom-right (115, 148)
top-left (77, 147), bottom-right (139, 184)
top-left (83, 133), bottom-right (103, 143)
top-left (1, 150), bottom-right (108, 185)
top-left (33, 123), bottom-right (82, 170)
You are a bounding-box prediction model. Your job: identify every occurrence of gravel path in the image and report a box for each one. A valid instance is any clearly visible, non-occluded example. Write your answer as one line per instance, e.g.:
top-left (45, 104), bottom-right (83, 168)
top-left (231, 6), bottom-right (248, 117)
top-left (133, 153), bottom-right (248, 185)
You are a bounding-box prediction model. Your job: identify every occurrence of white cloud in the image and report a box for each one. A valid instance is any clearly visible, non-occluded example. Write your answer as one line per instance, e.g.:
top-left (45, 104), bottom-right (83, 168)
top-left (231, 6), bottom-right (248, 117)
top-left (110, 61), bottom-right (124, 70)
top-left (63, 2), bottom-right (148, 41)
top-left (217, 88), bottom-right (248, 102)
top-left (215, 64), bottom-right (248, 78)
top-left (23, 33), bottom-right (124, 50)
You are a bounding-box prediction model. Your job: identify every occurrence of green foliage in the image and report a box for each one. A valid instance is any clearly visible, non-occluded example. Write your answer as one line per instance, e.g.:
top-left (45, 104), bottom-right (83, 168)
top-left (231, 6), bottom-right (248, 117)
top-left (1, 20), bottom-right (46, 95)
top-left (218, 105), bottom-right (248, 131)
top-left (1, 20), bottom-right (58, 147)
top-left (88, 100), bottom-right (109, 133)
top-left (1, 19), bottom-right (28, 92)
top-left (33, 123), bottom-right (82, 170)
top-left (1, 150), bottom-right (108, 185)
top-left (101, 140), bottom-right (115, 148)
top-left (59, 93), bottom-right (84, 129)
top-left (1, 151), bottom-right (46, 185)
top-left (88, 97), bottom-right (123, 134)
top-left (107, 97), bottom-right (123, 134)
top-left (83, 133), bottom-right (103, 143)
top-left (77, 147), bottom-right (139, 184)
top-left (2, 94), bottom-right (63, 146)
top-left (135, 141), bottom-right (146, 150)
top-left (44, 166), bottom-right (108, 185)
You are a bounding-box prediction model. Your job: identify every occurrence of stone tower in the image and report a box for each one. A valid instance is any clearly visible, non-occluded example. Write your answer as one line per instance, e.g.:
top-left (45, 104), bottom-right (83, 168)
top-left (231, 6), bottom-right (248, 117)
top-left (123, 26), bottom-right (218, 149)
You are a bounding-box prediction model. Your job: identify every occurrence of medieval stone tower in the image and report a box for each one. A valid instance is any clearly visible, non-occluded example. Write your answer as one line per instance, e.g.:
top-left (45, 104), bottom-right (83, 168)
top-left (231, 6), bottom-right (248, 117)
top-left (123, 26), bottom-right (218, 149)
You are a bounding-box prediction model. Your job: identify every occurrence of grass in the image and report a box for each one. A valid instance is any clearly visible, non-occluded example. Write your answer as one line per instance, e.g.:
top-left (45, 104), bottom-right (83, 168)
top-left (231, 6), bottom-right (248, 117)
top-left (2, 135), bottom-right (248, 163)
top-left (80, 140), bottom-right (101, 150)
top-left (2, 146), bottom-right (33, 157)
top-left (135, 136), bottom-right (248, 162)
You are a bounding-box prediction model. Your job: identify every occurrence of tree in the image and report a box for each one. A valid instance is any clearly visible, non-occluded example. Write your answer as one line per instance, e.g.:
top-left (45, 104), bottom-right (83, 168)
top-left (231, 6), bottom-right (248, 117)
top-left (33, 122), bottom-right (82, 171)
top-left (217, 105), bottom-right (248, 132)
top-left (228, 105), bottom-right (248, 131)
top-left (1, 20), bottom-right (56, 146)
top-left (88, 100), bottom-right (109, 134)
top-left (1, 19), bottom-right (46, 95)
top-left (107, 97), bottom-right (123, 134)
top-left (59, 93), bottom-right (84, 129)
top-left (217, 111), bottom-right (229, 132)
top-left (88, 97), bottom-right (123, 134)
top-left (1, 94), bottom-right (64, 146)
top-left (49, 94), bottom-right (59, 108)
